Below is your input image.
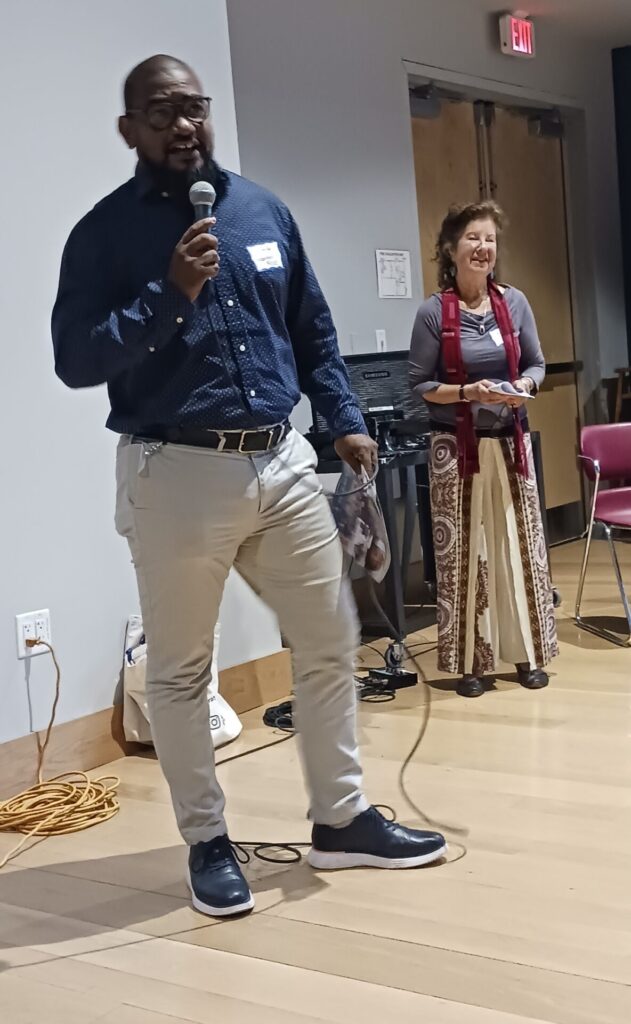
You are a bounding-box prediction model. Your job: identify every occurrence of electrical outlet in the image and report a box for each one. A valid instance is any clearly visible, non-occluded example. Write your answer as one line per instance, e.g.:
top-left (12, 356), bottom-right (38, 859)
top-left (16, 608), bottom-right (51, 660)
top-left (376, 329), bottom-right (387, 352)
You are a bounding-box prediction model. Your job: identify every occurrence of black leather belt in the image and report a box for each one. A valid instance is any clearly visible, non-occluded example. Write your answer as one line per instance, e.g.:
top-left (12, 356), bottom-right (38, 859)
top-left (131, 421), bottom-right (290, 454)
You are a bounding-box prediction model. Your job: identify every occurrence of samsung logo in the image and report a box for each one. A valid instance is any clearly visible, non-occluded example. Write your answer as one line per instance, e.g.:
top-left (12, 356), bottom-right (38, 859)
top-left (362, 370), bottom-right (391, 380)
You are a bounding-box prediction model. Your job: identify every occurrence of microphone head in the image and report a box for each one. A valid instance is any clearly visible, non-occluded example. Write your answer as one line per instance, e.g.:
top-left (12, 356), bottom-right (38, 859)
top-left (189, 181), bottom-right (216, 209)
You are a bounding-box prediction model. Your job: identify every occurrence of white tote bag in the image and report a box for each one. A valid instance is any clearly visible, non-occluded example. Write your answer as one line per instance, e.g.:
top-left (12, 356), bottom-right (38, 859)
top-left (122, 615), bottom-right (242, 749)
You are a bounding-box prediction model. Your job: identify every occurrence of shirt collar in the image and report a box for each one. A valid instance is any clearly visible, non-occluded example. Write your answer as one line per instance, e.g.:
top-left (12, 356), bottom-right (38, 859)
top-left (134, 160), bottom-right (229, 202)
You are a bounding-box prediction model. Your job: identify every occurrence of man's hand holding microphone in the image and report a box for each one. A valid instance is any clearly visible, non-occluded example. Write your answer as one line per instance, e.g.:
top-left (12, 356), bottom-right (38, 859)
top-left (168, 218), bottom-right (220, 302)
top-left (169, 182), bottom-right (220, 302)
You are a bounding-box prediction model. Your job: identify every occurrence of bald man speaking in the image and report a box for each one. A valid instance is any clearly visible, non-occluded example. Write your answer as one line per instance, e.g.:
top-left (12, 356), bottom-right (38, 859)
top-left (52, 55), bottom-right (446, 919)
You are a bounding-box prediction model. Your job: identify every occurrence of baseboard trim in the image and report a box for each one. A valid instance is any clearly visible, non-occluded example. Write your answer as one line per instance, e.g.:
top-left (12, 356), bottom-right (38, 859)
top-left (0, 649), bottom-right (292, 801)
top-left (219, 648), bottom-right (292, 716)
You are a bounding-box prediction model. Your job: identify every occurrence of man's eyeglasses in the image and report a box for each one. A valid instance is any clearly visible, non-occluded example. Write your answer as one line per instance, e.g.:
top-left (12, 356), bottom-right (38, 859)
top-left (126, 96), bottom-right (211, 131)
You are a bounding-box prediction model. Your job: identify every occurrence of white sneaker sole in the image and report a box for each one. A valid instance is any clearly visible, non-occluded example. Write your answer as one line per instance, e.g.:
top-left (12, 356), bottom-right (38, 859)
top-left (186, 868), bottom-right (255, 917)
top-left (307, 843), bottom-right (448, 871)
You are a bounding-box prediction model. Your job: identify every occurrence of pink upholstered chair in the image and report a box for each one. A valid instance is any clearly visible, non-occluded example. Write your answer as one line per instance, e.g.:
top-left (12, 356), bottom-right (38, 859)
top-left (575, 423), bottom-right (631, 646)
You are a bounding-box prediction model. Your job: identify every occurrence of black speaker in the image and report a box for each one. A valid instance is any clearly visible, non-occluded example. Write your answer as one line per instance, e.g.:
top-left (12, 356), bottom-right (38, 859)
top-left (310, 350), bottom-right (429, 438)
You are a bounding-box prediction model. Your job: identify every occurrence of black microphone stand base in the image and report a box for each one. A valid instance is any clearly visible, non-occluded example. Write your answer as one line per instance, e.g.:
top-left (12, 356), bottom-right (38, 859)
top-left (365, 667), bottom-right (418, 691)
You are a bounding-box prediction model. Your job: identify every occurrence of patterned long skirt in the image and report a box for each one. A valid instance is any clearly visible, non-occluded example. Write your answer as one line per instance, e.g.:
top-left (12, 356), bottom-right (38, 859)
top-left (430, 431), bottom-right (558, 676)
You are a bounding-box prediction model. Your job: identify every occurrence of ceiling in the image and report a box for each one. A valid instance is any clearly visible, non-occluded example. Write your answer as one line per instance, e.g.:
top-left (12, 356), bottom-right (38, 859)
top-left (478, 1), bottom-right (631, 47)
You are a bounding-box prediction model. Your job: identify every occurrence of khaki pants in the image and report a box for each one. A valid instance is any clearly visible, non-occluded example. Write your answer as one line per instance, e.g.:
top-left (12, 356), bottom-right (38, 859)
top-left (115, 429), bottom-right (368, 844)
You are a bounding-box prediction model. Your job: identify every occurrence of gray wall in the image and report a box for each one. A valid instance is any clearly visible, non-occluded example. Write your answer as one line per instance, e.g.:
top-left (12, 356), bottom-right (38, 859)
top-left (227, 0), bottom-right (626, 413)
top-left (0, 0), bottom-right (282, 746)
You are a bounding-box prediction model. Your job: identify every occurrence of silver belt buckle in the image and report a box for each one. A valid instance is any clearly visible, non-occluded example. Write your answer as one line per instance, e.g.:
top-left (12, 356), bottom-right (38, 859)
top-left (269, 423), bottom-right (287, 450)
top-left (262, 424), bottom-right (282, 452)
top-left (216, 430), bottom-right (227, 452)
top-left (238, 429), bottom-right (255, 454)
top-left (238, 426), bottom-right (278, 454)
top-left (227, 424), bottom-right (283, 454)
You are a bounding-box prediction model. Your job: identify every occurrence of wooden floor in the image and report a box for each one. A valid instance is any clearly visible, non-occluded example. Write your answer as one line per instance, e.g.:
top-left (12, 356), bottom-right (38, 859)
top-left (1, 541), bottom-right (631, 1023)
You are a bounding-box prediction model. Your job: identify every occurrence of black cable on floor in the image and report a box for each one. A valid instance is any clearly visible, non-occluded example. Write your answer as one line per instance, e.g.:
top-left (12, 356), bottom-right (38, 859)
top-left (354, 676), bottom-right (396, 703)
top-left (262, 701), bottom-right (294, 732)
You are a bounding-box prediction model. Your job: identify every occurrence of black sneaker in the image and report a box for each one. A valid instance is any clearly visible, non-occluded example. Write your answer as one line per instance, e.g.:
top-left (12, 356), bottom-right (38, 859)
top-left (308, 807), bottom-right (447, 870)
top-left (187, 835), bottom-right (254, 917)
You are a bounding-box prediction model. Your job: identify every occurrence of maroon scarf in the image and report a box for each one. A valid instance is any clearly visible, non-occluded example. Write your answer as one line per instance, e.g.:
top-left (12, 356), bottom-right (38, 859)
top-left (441, 280), bottom-right (528, 479)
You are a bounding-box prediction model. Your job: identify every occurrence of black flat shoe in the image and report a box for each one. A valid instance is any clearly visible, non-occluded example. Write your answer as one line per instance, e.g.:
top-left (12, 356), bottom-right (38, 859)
top-left (516, 664), bottom-right (549, 690)
top-left (457, 675), bottom-right (485, 698)
top-left (309, 807), bottom-right (447, 870)
top-left (188, 835), bottom-right (254, 918)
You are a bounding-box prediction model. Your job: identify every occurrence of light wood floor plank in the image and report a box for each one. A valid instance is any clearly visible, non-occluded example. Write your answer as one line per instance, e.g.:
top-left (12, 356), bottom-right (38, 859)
top-left (0, 939), bottom-right (54, 972)
top-left (0, 971), bottom-right (120, 1023)
top-left (0, 866), bottom-right (209, 938)
top-left (76, 938), bottom-right (563, 1023)
top-left (0, 901), bottom-right (149, 959)
top-left (3, 957), bottom-right (336, 1024)
top-left (170, 914), bottom-right (631, 1024)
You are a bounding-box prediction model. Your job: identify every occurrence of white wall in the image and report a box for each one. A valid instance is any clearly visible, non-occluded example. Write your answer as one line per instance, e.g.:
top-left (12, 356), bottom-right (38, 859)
top-left (0, 0), bottom-right (281, 745)
top-left (226, 0), bottom-right (627, 399)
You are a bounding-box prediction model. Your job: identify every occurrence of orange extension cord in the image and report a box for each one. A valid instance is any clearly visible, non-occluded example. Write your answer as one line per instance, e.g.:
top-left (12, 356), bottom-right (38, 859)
top-left (0, 639), bottom-right (120, 868)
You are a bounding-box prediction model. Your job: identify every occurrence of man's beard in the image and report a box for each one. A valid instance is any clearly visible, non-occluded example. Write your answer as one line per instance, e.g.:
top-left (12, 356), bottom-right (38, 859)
top-left (142, 150), bottom-right (219, 201)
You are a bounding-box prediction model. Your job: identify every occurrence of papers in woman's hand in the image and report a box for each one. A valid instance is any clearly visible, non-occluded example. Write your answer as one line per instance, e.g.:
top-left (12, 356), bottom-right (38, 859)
top-left (488, 381), bottom-right (534, 400)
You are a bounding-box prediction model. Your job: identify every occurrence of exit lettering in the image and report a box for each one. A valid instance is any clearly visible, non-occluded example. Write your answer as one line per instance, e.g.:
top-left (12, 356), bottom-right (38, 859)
top-left (511, 17), bottom-right (534, 55)
top-left (499, 13), bottom-right (536, 59)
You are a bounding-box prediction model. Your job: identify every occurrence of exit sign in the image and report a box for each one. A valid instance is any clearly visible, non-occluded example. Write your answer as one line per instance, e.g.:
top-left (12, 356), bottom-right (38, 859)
top-left (499, 14), bottom-right (536, 59)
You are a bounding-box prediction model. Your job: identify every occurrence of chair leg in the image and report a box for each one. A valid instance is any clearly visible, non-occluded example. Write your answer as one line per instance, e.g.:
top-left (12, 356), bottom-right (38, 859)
top-left (606, 526), bottom-right (631, 638)
top-left (574, 518), bottom-right (595, 621)
top-left (575, 523), bottom-right (631, 647)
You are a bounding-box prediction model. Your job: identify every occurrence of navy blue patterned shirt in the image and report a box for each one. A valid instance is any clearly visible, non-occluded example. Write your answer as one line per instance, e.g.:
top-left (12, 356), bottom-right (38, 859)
top-left (52, 165), bottom-right (366, 438)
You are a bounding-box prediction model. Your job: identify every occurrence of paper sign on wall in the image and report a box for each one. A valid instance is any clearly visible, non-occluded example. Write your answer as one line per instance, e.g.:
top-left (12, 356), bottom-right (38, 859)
top-left (376, 249), bottom-right (412, 299)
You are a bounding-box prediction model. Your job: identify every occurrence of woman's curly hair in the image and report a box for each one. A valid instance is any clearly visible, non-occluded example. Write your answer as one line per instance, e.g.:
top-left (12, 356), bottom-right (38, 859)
top-left (435, 200), bottom-right (506, 290)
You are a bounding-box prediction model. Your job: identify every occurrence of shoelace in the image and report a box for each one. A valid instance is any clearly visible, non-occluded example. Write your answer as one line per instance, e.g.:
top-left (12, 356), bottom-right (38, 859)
top-left (192, 836), bottom-right (308, 869)
top-left (231, 805), bottom-right (398, 866)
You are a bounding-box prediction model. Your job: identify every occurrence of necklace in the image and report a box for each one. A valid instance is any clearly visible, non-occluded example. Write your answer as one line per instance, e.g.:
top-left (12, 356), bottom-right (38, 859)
top-left (460, 293), bottom-right (490, 315)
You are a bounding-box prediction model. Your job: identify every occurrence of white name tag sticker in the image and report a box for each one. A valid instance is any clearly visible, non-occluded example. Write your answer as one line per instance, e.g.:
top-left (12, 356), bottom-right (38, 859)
top-left (490, 328), bottom-right (504, 347)
top-left (247, 241), bottom-right (283, 272)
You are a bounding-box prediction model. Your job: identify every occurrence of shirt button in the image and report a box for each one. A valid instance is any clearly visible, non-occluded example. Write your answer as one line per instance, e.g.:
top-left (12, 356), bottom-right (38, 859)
top-left (176, 317), bottom-right (184, 324)
top-left (148, 346), bottom-right (156, 353)
top-left (250, 389), bottom-right (256, 397)
top-left (239, 345), bottom-right (246, 352)
top-left (227, 300), bottom-right (235, 308)
top-left (161, 191), bottom-right (169, 198)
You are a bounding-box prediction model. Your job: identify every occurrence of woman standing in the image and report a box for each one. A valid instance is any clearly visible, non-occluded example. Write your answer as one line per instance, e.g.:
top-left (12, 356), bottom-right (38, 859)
top-left (410, 201), bottom-right (558, 698)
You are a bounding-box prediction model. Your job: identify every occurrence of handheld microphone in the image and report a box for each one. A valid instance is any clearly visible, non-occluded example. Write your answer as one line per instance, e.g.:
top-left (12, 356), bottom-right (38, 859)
top-left (189, 181), bottom-right (216, 227)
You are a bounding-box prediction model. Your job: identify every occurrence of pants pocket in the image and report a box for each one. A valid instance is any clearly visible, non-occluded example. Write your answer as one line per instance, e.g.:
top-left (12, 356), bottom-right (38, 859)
top-left (114, 438), bottom-right (143, 538)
